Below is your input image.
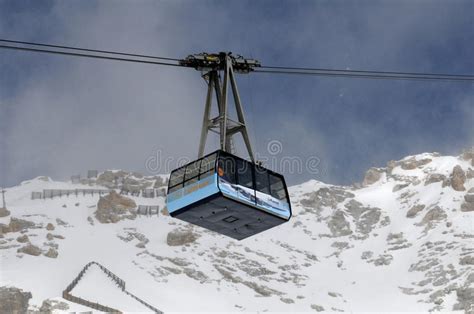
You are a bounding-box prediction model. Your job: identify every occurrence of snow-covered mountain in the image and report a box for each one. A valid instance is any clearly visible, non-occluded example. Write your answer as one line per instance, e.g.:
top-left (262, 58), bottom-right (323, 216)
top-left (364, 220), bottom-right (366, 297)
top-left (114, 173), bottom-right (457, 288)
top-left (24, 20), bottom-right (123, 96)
top-left (1, 149), bottom-right (473, 313)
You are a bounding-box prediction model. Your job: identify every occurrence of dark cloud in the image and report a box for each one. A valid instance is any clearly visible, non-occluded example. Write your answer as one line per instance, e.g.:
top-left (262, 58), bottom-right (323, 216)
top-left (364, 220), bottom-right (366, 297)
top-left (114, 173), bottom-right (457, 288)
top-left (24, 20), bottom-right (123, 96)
top-left (0, 1), bottom-right (473, 187)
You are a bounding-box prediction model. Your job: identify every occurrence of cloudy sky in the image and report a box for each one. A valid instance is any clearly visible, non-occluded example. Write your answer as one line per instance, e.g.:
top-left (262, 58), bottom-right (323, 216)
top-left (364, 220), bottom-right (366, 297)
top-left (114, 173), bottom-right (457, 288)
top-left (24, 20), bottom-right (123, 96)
top-left (0, 0), bottom-right (473, 187)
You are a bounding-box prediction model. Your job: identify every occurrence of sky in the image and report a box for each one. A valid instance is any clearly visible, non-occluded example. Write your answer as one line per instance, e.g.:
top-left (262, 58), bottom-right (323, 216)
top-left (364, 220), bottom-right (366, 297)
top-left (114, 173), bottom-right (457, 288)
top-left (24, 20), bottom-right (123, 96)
top-left (0, 0), bottom-right (473, 188)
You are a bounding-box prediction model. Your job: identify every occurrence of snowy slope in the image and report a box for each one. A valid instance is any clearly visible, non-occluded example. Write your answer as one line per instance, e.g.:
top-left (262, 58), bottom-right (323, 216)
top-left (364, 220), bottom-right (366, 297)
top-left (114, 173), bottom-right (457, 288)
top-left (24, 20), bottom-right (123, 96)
top-left (0, 150), bottom-right (473, 313)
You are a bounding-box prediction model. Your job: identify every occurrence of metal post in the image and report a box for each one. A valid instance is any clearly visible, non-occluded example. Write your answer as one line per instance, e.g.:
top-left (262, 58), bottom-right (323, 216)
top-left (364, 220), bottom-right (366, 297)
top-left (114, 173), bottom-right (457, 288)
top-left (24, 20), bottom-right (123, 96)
top-left (1, 188), bottom-right (5, 208)
top-left (229, 67), bottom-right (255, 162)
top-left (198, 72), bottom-right (215, 158)
top-left (220, 56), bottom-right (230, 152)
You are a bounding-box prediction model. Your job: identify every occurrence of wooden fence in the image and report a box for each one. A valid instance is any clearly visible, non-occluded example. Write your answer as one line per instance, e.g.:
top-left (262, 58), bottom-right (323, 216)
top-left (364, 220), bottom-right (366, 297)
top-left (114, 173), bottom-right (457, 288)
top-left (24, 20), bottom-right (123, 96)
top-left (137, 205), bottom-right (160, 216)
top-left (32, 187), bottom-right (167, 200)
top-left (63, 261), bottom-right (162, 313)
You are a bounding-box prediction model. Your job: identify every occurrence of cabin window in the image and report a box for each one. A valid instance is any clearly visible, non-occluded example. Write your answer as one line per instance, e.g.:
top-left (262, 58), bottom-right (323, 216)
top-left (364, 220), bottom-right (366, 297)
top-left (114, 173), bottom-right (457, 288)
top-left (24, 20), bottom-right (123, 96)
top-left (185, 160), bottom-right (200, 181)
top-left (169, 167), bottom-right (185, 188)
top-left (200, 153), bottom-right (217, 179)
top-left (218, 156), bottom-right (236, 183)
top-left (269, 173), bottom-right (288, 201)
top-left (255, 167), bottom-right (270, 194)
top-left (236, 158), bottom-right (254, 189)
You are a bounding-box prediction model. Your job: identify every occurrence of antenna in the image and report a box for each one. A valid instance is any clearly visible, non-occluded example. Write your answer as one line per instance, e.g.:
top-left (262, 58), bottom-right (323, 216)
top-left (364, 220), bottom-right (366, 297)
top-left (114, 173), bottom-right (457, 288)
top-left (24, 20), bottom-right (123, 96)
top-left (180, 52), bottom-right (260, 162)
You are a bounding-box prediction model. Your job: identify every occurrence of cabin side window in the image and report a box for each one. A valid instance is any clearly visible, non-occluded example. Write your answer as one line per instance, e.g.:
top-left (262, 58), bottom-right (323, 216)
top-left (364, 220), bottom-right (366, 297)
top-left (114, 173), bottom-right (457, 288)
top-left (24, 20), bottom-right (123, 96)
top-left (168, 166), bottom-right (186, 193)
top-left (199, 153), bottom-right (217, 179)
top-left (184, 159), bottom-right (201, 186)
top-left (255, 167), bottom-right (270, 194)
top-left (217, 155), bottom-right (237, 184)
top-left (269, 173), bottom-right (289, 202)
top-left (235, 158), bottom-right (254, 189)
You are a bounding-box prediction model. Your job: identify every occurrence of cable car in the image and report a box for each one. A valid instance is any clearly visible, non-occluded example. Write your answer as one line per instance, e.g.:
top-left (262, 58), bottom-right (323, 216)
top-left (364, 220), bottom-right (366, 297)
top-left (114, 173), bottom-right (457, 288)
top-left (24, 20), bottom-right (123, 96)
top-left (166, 52), bottom-right (292, 239)
top-left (167, 150), bottom-right (291, 240)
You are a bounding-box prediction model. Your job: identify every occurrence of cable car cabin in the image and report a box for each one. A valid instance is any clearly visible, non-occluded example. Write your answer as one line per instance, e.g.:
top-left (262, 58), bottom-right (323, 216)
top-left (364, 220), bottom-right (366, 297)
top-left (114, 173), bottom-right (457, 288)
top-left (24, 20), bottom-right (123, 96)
top-left (166, 150), bottom-right (292, 240)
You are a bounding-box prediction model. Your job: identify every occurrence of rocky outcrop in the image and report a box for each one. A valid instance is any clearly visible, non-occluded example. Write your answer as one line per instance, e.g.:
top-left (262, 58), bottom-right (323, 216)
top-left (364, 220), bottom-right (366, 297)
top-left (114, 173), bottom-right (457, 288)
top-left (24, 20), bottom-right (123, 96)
top-left (16, 235), bottom-right (29, 243)
top-left (459, 256), bottom-right (474, 265)
top-left (425, 174), bottom-right (447, 186)
top-left (96, 170), bottom-right (128, 188)
top-left (96, 170), bottom-right (156, 191)
top-left (0, 217), bottom-right (37, 235)
top-left (166, 229), bottom-right (199, 246)
top-left (461, 147), bottom-right (474, 166)
top-left (400, 158), bottom-right (432, 170)
top-left (421, 206), bottom-right (447, 225)
top-left (450, 165), bottom-right (466, 191)
top-left (461, 201), bottom-right (474, 212)
top-left (407, 204), bottom-right (425, 218)
top-left (0, 286), bottom-right (32, 314)
top-left (461, 190), bottom-right (474, 212)
top-left (44, 248), bottom-right (58, 258)
top-left (345, 200), bottom-right (382, 235)
top-left (373, 254), bottom-right (393, 266)
top-left (0, 207), bottom-right (10, 218)
top-left (362, 168), bottom-right (383, 186)
top-left (39, 299), bottom-right (69, 313)
top-left (17, 244), bottom-right (42, 256)
top-left (301, 187), bottom-right (354, 211)
top-left (46, 223), bottom-right (55, 231)
top-left (95, 191), bottom-right (137, 223)
top-left (454, 287), bottom-right (474, 312)
top-left (327, 210), bottom-right (352, 237)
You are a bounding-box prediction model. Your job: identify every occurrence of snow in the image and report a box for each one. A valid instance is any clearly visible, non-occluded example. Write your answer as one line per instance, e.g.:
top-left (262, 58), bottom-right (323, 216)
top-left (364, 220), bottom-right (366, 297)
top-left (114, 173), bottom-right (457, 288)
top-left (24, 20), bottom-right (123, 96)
top-left (0, 150), bottom-right (473, 313)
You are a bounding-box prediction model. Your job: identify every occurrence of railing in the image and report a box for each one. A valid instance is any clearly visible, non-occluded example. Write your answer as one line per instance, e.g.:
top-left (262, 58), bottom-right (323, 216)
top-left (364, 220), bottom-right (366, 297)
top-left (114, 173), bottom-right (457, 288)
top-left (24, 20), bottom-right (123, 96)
top-left (63, 261), bottom-right (162, 313)
top-left (31, 187), bottom-right (166, 200)
top-left (137, 205), bottom-right (160, 216)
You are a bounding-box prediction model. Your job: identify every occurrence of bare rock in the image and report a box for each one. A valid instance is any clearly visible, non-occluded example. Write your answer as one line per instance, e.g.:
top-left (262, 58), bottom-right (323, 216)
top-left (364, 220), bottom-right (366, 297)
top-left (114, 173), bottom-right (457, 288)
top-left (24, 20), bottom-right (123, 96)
top-left (451, 165), bottom-right (466, 191)
top-left (454, 287), bottom-right (474, 312)
top-left (95, 191), bottom-right (137, 223)
top-left (167, 229), bottom-right (199, 246)
top-left (44, 248), bottom-right (58, 258)
top-left (0, 207), bottom-right (10, 218)
top-left (460, 256), bottom-right (474, 265)
top-left (461, 201), bottom-right (474, 212)
top-left (361, 251), bottom-right (373, 260)
top-left (464, 194), bottom-right (474, 203)
top-left (407, 204), bottom-right (425, 218)
top-left (280, 297), bottom-right (294, 304)
top-left (327, 210), bottom-right (352, 237)
top-left (96, 170), bottom-right (128, 188)
top-left (46, 233), bottom-right (54, 241)
top-left (39, 299), bottom-right (69, 313)
top-left (393, 183), bottom-right (409, 192)
top-left (363, 168), bottom-right (383, 186)
top-left (345, 200), bottom-right (381, 235)
top-left (373, 254), bottom-right (393, 266)
top-left (301, 187), bottom-right (354, 211)
top-left (421, 206), bottom-right (447, 225)
top-left (0, 286), bottom-right (32, 314)
top-left (16, 235), bottom-right (29, 243)
top-left (425, 174), bottom-right (447, 186)
top-left (46, 223), bottom-right (55, 231)
top-left (1, 217), bottom-right (36, 234)
top-left (401, 158), bottom-right (432, 170)
top-left (467, 169), bottom-right (474, 179)
top-left (461, 147), bottom-right (474, 164)
top-left (17, 244), bottom-right (42, 256)
top-left (55, 218), bottom-right (69, 226)
top-left (311, 304), bottom-right (325, 312)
